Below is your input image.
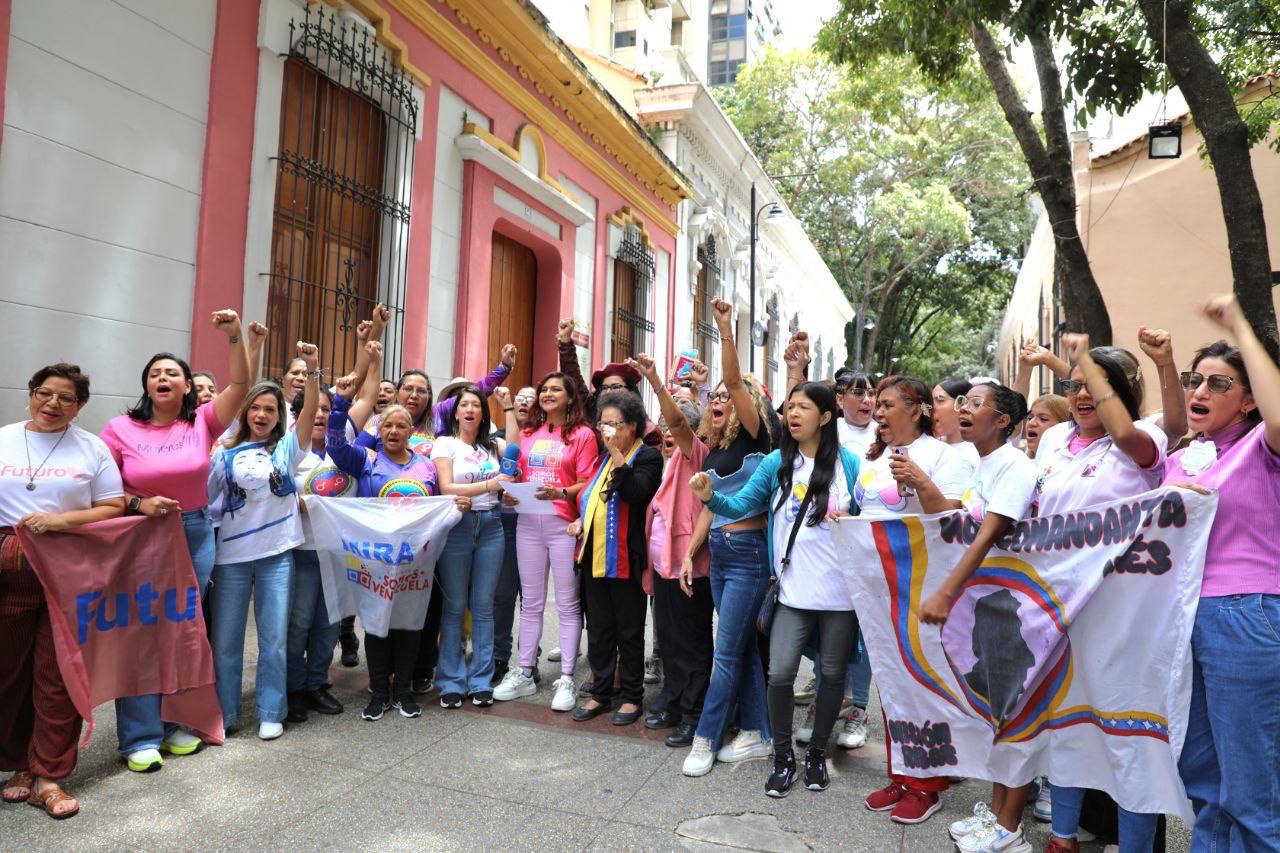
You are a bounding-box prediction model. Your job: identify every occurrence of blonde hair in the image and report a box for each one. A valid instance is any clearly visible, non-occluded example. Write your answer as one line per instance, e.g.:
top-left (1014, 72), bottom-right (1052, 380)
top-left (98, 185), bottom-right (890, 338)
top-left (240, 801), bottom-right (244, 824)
top-left (1026, 394), bottom-right (1071, 459)
top-left (380, 404), bottom-right (414, 432)
top-left (697, 376), bottom-right (775, 451)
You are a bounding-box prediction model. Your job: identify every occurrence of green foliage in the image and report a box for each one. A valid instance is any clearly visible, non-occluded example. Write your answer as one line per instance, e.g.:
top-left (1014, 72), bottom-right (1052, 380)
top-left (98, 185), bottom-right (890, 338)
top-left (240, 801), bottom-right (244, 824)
top-left (717, 48), bottom-right (1033, 381)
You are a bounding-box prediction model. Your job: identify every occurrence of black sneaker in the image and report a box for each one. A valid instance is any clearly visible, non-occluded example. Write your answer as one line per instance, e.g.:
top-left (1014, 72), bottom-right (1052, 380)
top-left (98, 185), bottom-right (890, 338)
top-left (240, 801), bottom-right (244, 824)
top-left (765, 749), bottom-right (798, 798)
top-left (394, 696), bottom-right (422, 718)
top-left (439, 692), bottom-right (463, 709)
top-left (361, 697), bottom-right (389, 721)
top-left (471, 690), bottom-right (494, 707)
top-left (410, 678), bottom-right (432, 696)
top-left (804, 746), bottom-right (830, 791)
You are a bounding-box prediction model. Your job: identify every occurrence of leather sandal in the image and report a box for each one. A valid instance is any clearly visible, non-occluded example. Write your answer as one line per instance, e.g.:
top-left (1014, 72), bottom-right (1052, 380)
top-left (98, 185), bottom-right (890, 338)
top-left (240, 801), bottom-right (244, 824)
top-left (27, 784), bottom-right (79, 820)
top-left (2, 771), bottom-right (34, 803)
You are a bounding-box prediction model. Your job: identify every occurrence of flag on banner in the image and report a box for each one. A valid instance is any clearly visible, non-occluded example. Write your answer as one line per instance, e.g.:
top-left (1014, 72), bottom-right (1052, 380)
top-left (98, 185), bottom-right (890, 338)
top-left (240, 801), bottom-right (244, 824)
top-left (832, 488), bottom-right (1217, 820)
top-left (301, 495), bottom-right (461, 637)
top-left (17, 514), bottom-right (224, 747)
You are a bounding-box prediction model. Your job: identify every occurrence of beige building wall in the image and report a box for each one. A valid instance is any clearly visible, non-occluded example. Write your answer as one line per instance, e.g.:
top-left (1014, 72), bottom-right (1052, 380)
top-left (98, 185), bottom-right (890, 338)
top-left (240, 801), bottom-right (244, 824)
top-left (1000, 80), bottom-right (1280, 412)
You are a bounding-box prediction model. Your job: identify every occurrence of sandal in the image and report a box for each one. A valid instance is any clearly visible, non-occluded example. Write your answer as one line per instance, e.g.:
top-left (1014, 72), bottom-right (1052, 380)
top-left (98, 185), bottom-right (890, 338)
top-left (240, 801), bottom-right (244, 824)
top-left (2, 771), bottom-right (34, 803)
top-left (27, 784), bottom-right (79, 820)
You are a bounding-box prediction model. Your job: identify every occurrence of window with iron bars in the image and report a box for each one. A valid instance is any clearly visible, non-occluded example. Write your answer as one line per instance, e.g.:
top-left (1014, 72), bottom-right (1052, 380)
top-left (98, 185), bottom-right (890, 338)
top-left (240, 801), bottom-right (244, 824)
top-left (610, 225), bottom-right (655, 363)
top-left (265, 6), bottom-right (415, 386)
top-left (693, 238), bottom-right (720, 366)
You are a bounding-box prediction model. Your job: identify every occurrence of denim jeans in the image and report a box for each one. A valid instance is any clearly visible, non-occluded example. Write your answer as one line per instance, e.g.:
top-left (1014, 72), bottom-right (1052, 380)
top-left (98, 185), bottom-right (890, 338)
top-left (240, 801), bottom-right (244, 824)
top-left (210, 550), bottom-right (293, 727)
top-left (116, 508), bottom-right (215, 754)
top-left (435, 508), bottom-right (504, 696)
top-left (492, 511), bottom-right (520, 666)
top-left (1051, 786), bottom-right (1158, 851)
top-left (1180, 594), bottom-right (1280, 853)
top-left (695, 528), bottom-right (772, 750)
top-left (286, 549), bottom-right (339, 693)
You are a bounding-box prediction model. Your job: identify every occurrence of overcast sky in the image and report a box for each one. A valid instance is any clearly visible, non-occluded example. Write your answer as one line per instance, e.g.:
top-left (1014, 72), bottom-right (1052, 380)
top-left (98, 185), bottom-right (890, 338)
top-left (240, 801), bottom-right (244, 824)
top-left (776, 0), bottom-right (838, 50)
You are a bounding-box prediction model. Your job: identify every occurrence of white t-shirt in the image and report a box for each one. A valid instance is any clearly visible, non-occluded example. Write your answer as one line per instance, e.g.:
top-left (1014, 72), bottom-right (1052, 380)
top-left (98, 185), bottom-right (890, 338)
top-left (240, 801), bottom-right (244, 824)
top-left (953, 441), bottom-right (981, 480)
top-left (0, 423), bottom-right (124, 526)
top-left (773, 453), bottom-right (854, 611)
top-left (432, 436), bottom-right (502, 510)
top-left (855, 433), bottom-right (969, 519)
top-left (209, 430), bottom-right (306, 564)
top-left (837, 419), bottom-right (876, 459)
top-left (1033, 420), bottom-right (1168, 517)
top-left (964, 443), bottom-right (1037, 523)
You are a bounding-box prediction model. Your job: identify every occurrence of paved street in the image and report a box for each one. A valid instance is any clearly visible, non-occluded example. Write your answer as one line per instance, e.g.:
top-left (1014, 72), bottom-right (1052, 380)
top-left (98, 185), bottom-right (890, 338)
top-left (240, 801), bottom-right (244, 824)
top-left (6, 608), bottom-right (1191, 851)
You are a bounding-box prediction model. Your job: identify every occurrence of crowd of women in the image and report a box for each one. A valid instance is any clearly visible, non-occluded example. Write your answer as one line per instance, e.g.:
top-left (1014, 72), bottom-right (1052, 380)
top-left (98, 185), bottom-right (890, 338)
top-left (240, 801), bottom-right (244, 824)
top-left (1, 292), bottom-right (1276, 853)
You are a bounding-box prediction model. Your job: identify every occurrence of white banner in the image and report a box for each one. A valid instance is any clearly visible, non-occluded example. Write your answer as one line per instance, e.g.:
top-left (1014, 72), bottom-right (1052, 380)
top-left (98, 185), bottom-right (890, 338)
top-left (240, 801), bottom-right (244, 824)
top-left (833, 488), bottom-right (1217, 820)
top-left (301, 496), bottom-right (462, 638)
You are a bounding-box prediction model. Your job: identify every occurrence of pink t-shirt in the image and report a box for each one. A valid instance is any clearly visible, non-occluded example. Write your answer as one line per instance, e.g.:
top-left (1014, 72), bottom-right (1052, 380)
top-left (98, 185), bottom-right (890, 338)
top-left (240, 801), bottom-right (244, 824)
top-left (518, 423), bottom-right (599, 521)
top-left (1163, 420), bottom-right (1280, 597)
top-left (99, 402), bottom-right (224, 511)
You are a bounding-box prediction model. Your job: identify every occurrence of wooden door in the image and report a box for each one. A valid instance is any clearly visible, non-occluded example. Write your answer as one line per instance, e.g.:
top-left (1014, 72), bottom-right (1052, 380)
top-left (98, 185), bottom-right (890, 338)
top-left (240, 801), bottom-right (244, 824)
top-left (487, 233), bottom-right (537, 420)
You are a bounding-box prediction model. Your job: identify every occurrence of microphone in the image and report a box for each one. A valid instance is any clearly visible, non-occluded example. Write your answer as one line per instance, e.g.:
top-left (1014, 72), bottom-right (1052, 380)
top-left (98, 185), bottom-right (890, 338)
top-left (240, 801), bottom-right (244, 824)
top-left (499, 444), bottom-right (521, 479)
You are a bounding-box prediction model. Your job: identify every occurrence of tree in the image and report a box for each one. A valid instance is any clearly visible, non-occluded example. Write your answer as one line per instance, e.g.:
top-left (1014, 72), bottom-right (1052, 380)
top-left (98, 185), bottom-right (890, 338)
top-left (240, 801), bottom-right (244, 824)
top-left (819, 2), bottom-right (1114, 346)
top-left (717, 49), bottom-right (1032, 377)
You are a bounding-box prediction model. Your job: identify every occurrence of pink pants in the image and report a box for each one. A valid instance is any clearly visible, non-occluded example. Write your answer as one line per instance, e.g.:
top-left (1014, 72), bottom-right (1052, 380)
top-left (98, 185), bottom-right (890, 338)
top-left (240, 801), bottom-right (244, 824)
top-left (516, 513), bottom-right (581, 675)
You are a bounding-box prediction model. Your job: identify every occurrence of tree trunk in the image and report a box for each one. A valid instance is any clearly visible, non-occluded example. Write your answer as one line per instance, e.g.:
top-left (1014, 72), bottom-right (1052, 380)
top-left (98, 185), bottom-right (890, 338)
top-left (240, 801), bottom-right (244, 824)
top-left (1136, 0), bottom-right (1280, 361)
top-left (969, 23), bottom-right (1112, 346)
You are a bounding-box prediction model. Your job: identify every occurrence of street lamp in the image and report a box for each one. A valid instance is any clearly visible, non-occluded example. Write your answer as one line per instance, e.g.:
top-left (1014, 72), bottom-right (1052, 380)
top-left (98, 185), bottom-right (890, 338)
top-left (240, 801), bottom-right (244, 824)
top-left (749, 182), bottom-right (785, 372)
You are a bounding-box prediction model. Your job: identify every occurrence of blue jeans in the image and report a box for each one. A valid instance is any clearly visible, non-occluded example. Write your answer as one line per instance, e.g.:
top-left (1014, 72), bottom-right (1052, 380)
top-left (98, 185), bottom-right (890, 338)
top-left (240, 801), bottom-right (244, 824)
top-left (695, 528), bottom-right (772, 750)
top-left (116, 508), bottom-right (215, 754)
top-left (1180, 594), bottom-right (1280, 853)
top-left (1051, 786), bottom-right (1158, 851)
top-left (492, 511), bottom-right (520, 666)
top-left (210, 551), bottom-right (293, 727)
top-left (435, 508), bottom-right (503, 696)
top-left (286, 549), bottom-right (339, 693)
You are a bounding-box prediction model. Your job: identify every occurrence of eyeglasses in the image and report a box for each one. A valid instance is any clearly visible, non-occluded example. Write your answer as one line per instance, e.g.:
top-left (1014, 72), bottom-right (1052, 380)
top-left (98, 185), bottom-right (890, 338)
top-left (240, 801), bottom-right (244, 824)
top-left (514, 394), bottom-right (536, 404)
top-left (952, 395), bottom-right (997, 414)
top-left (401, 387), bottom-right (430, 398)
top-left (1179, 372), bottom-right (1235, 394)
top-left (1058, 379), bottom-right (1085, 396)
top-left (600, 382), bottom-right (628, 392)
top-left (31, 387), bottom-right (79, 408)
top-left (706, 391), bottom-right (732, 404)
top-left (598, 420), bottom-right (624, 429)
top-left (839, 387), bottom-right (872, 399)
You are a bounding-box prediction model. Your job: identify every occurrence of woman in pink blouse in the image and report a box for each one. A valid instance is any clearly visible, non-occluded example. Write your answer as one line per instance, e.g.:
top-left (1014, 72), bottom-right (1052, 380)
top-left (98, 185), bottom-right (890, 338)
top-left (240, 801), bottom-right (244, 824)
top-left (1164, 295), bottom-right (1280, 852)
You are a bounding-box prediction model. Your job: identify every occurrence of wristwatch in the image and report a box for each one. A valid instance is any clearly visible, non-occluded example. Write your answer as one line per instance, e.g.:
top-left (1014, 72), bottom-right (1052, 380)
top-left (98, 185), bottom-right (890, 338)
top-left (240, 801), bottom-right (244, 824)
top-left (128, 496), bottom-right (141, 513)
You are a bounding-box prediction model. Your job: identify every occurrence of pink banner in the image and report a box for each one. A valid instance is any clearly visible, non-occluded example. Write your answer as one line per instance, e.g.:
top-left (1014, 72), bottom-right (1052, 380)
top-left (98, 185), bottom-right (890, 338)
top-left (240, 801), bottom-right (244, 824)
top-left (18, 515), bottom-right (224, 747)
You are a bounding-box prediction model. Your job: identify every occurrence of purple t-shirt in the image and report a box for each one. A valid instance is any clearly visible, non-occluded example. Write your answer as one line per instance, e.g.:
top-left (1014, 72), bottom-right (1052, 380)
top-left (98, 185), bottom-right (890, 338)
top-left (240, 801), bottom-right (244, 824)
top-left (1164, 420), bottom-right (1280, 597)
top-left (99, 401), bottom-right (224, 511)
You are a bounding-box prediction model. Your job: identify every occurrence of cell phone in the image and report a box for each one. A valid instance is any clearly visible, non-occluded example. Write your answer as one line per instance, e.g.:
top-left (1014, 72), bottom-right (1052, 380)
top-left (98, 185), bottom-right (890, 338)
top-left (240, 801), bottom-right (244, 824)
top-left (891, 447), bottom-right (914, 498)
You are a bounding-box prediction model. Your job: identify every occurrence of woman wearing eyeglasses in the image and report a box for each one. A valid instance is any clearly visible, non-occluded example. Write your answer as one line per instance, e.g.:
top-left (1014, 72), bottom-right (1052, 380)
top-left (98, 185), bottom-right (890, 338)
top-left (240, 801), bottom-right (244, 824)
top-left (207, 344), bottom-right (321, 741)
top-left (100, 310), bottom-right (249, 773)
top-left (1033, 335), bottom-right (1166, 853)
top-left (1, 364), bottom-right (125, 820)
top-left (1162, 296), bottom-right (1280, 852)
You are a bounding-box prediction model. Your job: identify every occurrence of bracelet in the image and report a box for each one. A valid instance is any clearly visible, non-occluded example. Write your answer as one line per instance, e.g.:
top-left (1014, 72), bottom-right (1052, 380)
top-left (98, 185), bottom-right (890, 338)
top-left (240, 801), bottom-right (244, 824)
top-left (229, 336), bottom-right (239, 344)
top-left (308, 369), bottom-right (324, 379)
top-left (1094, 391), bottom-right (1117, 404)
top-left (503, 407), bottom-right (514, 413)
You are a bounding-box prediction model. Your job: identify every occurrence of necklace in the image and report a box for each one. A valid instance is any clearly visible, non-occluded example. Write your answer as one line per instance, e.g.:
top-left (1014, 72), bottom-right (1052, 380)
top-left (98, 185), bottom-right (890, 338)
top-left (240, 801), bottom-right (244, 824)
top-left (23, 425), bottom-right (70, 490)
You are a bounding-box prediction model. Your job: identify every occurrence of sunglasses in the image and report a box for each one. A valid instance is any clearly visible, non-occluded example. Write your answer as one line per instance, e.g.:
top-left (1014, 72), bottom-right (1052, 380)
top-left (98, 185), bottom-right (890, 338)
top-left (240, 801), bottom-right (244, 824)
top-left (1179, 372), bottom-right (1235, 394)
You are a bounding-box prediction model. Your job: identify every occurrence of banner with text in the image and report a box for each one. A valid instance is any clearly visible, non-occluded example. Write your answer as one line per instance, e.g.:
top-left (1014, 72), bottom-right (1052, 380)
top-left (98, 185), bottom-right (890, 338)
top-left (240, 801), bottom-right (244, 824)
top-left (302, 496), bottom-right (461, 637)
top-left (833, 488), bottom-right (1216, 820)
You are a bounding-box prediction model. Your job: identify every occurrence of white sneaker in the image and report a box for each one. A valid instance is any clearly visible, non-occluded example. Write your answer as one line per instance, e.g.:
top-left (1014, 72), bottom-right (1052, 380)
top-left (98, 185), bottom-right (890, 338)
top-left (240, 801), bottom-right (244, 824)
top-left (547, 647), bottom-right (562, 662)
top-left (795, 704), bottom-right (816, 744)
top-left (550, 675), bottom-right (576, 712)
top-left (836, 707), bottom-right (869, 749)
top-left (949, 802), bottom-right (996, 841)
top-left (493, 669), bottom-right (536, 701)
top-left (682, 736), bottom-right (715, 777)
top-left (258, 722), bottom-right (284, 740)
top-left (716, 730), bottom-right (772, 763)
top-left (126, 748), bottom-right (164, 773)
top-left (957, 822), bottom-right (1031, 853)
top-left (159, 730), bottom-right (203, 756)
top-left (794, 675), bottom-right (816, 704)
top-left (1033, 779), bottom-right (1052, 822)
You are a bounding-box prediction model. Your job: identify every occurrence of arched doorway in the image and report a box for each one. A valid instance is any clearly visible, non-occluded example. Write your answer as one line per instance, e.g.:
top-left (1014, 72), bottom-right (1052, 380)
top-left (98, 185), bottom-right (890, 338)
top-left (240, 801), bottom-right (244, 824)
top-left (487, 232), bottom-right (537, 419)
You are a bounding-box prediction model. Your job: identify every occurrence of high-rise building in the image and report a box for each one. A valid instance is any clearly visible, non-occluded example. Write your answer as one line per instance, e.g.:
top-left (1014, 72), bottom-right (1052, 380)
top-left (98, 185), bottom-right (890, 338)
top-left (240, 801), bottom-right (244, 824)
top-left (706, 0), bottom-right (780, 85)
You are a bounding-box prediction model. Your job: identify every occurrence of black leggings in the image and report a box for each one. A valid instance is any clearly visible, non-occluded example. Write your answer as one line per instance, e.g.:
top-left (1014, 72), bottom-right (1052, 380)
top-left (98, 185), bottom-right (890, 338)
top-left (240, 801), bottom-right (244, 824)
top-left (767, 604), bottom-right (857, 753)
top-left (366, 629), bottom-right (421, 701)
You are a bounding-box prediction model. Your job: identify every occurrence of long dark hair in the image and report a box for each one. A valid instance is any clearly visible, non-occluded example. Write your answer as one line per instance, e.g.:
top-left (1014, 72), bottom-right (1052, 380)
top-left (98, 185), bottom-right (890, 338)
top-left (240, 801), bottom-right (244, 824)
top-left (127, 353), bottom-right (199, 424)
top-left (397, 369), bottom-right (434, 432)
top-left (868, 375), bottom-right (933, 461)
top-left (447, 385), bottom-right (497, 454)
top-left (1192, 339), bottom-right (1261, 425)
top-left (223, 382), bottom-right (287, 450)
top-left (776, 382), bottom-right (840, 527)
top-left (1088, 347), bottom-right (1143, 421)
top-left (524, 372), bottom-right (590, 439)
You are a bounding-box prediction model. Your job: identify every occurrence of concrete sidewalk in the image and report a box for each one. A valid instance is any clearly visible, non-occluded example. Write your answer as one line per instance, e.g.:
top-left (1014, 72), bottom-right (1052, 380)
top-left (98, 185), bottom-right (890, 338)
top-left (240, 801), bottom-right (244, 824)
top-left (5, 616), bottom-right (1192, 851)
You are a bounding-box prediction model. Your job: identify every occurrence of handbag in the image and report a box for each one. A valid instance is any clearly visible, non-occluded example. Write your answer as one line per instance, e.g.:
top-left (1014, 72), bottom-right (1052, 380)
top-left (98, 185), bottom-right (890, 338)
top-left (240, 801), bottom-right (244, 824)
top-left (756, 490), bottom-right (813, 635)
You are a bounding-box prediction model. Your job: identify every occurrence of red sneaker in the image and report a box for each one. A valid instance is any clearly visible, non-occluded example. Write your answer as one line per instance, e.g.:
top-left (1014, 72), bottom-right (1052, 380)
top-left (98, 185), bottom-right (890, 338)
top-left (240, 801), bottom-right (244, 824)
top-left (1046, 838), bottom-right (1079, 853)
top-left (864, 782), bottom-right (906, 811)
top-left (890, 789), bottom-right (942, 824)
